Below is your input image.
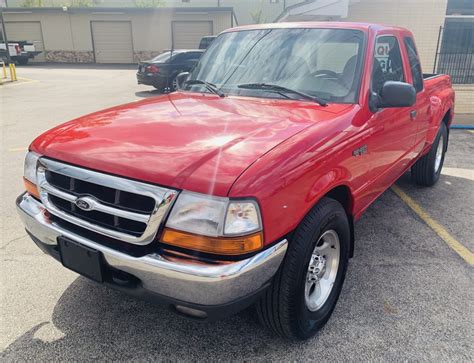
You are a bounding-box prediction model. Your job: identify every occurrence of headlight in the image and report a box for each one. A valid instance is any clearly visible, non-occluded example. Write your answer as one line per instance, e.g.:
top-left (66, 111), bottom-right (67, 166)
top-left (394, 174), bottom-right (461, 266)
top-left (162, 191), bottom-right (263, 255)
top-left (224, 201), bottom-right (261, 235)
top-left (23, 151), bottom-right (41, 199)
top-left (24, 151), bottom-right (41, 184)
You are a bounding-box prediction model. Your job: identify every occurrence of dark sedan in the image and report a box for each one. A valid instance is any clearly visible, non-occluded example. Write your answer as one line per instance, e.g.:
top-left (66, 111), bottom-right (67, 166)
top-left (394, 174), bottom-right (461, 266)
top-left (137, 50), bottom-right (204, 92)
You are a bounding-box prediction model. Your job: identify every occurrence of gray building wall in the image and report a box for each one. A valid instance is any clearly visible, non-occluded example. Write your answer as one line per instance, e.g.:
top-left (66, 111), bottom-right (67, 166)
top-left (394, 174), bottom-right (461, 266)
top-left (4, 0), bottom-right (302, 25)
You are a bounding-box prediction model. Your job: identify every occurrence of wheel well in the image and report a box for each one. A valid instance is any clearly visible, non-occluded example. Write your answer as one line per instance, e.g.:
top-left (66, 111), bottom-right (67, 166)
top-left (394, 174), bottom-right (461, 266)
top-left (442, 109), bottom-right (452, 128)
top-left (324, 186), bottom-right (355, 258)
top-left (442, 109), bottom-right (451, 150)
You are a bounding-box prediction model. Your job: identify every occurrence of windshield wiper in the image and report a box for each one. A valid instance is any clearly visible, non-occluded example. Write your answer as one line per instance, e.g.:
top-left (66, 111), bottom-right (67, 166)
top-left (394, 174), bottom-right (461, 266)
top-left (237, 83), bottom-right (327, 106)
top-left (184, 80), bottom-right (225, 98)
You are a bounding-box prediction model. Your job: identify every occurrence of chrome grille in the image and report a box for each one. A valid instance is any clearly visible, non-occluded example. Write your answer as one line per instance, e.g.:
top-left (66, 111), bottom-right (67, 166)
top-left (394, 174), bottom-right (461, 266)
top-left (37, 158), bottom-right (178, 245)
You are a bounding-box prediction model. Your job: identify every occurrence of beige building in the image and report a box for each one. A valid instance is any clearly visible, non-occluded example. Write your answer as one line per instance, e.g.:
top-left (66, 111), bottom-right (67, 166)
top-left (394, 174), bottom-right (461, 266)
top-left (345, 1), bottom-right (471, 118)
top-left (277, 0), bottom-right (473, 114)
top-left (2, 7), bottom-right (233, 63)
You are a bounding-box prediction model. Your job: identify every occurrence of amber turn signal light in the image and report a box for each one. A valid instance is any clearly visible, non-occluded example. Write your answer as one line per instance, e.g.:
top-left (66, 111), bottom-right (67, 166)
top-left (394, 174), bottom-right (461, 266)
top-left (161, 228), bottom-right (264, 256)
top-left (23, 178), bottom-right (40, 199)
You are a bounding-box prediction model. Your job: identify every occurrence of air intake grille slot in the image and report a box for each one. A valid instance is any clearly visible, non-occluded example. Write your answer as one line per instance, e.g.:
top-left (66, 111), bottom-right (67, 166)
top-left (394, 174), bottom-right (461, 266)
top-left (46, 170), bottom-right (156, 214)
top-left (49, 195), bottom-right (146, 236)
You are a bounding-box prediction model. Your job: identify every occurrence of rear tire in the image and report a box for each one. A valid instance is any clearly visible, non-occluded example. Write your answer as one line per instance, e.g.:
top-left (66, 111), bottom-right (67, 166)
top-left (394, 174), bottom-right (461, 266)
top-left (17, 57), bottom-right (29, 65)
top-left (169, 72), bottom-right (180, 92)
top-left (411, 122), bottom-right (447, 187)
top-left (256, 197), bottom-right (350, 340)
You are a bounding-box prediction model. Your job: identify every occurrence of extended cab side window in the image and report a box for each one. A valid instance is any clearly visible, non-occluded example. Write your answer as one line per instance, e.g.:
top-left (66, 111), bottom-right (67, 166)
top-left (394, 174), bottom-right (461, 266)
top-left (371, 36), bottom-right (405, 95)
top-left (404, 37), bottom-right (424, 92)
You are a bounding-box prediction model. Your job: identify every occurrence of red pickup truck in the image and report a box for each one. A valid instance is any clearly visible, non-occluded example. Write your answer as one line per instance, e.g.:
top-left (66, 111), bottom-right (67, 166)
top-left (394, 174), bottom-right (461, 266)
top-left (17, 23), bottom-right (454, 340)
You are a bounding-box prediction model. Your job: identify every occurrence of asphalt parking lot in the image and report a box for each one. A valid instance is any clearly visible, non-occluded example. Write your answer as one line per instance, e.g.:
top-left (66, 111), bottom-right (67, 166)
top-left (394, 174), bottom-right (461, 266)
top-left (1, 64), bottom-right (473, 360)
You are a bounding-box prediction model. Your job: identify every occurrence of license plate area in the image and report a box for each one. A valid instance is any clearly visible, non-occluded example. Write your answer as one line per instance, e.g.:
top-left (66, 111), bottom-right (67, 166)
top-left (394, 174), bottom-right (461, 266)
top-left (59, 237), bottom-right (104, 282)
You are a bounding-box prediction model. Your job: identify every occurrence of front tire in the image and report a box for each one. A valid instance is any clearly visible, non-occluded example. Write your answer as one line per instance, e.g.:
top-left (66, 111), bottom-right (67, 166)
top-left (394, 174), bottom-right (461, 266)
top-left (256, 197), bottom-right (350, 340)
top-left (411, 122), bottom-right (447, 187)
top-left (17, 57), bottom-right (29, 65)
top-left (152, 84), bottom-right (168, 93)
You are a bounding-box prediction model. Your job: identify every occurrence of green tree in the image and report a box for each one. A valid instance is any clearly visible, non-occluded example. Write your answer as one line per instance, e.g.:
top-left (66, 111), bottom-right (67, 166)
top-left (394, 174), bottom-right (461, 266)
top-left (69, 0), bottom-right (93, 7)
top-left (21, 0), bottom-right (44, 7)
top-left (250, 0), bottom-right (266, 24)
top-left (133, 0), bottom-right (166, 7)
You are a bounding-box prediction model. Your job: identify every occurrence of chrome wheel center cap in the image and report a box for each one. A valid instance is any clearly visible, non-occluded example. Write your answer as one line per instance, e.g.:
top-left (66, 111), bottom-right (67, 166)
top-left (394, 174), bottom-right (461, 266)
top-left (307, 254), bottom-right (326, 282)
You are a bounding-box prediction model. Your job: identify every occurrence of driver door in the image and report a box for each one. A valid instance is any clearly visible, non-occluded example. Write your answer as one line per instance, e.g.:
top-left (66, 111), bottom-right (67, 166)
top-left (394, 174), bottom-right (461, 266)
top-left (367, 35), bottom-right (417, 190)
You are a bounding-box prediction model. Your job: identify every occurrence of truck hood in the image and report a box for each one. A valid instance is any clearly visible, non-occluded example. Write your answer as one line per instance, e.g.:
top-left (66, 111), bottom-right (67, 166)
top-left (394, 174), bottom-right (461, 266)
top-left (32, 92), bottom-right (351, 196)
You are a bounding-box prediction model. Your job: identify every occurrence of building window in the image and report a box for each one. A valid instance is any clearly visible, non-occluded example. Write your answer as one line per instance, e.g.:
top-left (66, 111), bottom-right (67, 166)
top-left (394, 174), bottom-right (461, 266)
top-left (436, 18), bottom-right (473, 84)
top-left (447, 0), bottom-right (474, 15)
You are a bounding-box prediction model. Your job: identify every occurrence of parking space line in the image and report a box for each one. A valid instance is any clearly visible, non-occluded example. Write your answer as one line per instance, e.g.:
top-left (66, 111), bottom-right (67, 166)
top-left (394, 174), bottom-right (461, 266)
top-left (16, 77), bottom-right (38, 82)
top-left (8, 147), bottom-right (28, 152)
top-left (0, 77), bottom-right (39, 87)
top-left (442, 167), bottom-right (474, 181)
top-left (392, 185), bottom-right (474, 266)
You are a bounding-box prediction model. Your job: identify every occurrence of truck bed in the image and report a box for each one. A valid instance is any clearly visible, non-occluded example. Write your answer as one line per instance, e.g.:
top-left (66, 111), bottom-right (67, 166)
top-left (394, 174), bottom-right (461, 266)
top-left (423, 73), bottom-right (441, 79)
top-left (424, 74), bottom-right (452, 94)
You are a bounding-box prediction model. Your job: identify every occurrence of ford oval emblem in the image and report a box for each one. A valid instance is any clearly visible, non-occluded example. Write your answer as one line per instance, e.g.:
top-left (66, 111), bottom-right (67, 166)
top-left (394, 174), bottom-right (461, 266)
top-left (75, 197), bottom-right (94, 211)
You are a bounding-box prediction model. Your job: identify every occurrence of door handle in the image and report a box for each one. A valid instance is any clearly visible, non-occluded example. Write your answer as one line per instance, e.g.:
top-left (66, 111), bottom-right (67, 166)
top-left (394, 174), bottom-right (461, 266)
top-left (410, 110), bottom-right (417, 120)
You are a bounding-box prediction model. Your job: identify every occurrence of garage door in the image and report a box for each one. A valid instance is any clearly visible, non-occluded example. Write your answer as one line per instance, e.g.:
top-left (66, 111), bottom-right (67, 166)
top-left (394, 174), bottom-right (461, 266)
top-left (91, 21), bottom-right (134, 64)
top-left (172, 21), bottom-right (213, 49)
top-left (5, 22), bottom-right (45, 62)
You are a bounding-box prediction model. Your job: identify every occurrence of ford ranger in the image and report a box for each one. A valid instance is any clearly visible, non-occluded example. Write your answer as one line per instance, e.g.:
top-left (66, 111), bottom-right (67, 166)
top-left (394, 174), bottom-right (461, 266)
top-left (16, 23), bottom-right (455, 340)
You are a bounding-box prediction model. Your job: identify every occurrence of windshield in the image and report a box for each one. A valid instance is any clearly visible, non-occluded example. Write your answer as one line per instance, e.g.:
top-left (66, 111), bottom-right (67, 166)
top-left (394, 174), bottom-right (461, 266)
top-left (151, 51), bottom-right (182, 63)
top-left (185, 28), bottom-right (365, 104)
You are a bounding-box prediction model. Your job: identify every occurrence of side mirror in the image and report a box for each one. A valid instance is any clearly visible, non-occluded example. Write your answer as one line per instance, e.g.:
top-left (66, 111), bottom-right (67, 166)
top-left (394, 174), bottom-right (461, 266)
top-left (175, 72), bottom-right (190, 90)
top-left (370, 81), bottom-right (416, 112)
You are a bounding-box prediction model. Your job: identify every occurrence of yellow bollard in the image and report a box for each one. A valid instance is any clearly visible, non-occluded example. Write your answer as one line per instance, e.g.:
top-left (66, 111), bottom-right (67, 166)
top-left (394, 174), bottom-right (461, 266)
top-left (1, 62), bottom-right (6, 78)
top-left (8, 63), bottom-right (16, 82)
top-left (12, 64), bottom-right (17, 81)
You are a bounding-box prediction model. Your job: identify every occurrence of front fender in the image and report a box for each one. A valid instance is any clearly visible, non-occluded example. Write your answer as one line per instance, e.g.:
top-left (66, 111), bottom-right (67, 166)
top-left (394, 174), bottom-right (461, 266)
top-left (229, 127), bottom-right (357, 246)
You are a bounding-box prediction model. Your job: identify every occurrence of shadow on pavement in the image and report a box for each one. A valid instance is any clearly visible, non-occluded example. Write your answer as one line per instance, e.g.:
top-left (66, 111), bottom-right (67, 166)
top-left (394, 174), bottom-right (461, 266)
top-left (19, 63), bottom-right (138, 70)
top-left (0, 277), bottom-right (295, 360)
top-left (135, 89), bottom-right (164, 98)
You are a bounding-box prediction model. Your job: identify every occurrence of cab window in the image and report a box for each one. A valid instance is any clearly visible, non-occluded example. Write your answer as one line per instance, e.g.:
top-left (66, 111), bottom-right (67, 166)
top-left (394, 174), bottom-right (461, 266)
top-left (404, 37), bottom-right (424, 92)
top-left (371, 36), bottom-right (405, 94)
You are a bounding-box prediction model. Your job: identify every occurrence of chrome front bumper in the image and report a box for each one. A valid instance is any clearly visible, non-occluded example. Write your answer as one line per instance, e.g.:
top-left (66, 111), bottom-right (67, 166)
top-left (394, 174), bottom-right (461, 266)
top-left (16, 193), bottom-right (287, 308)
